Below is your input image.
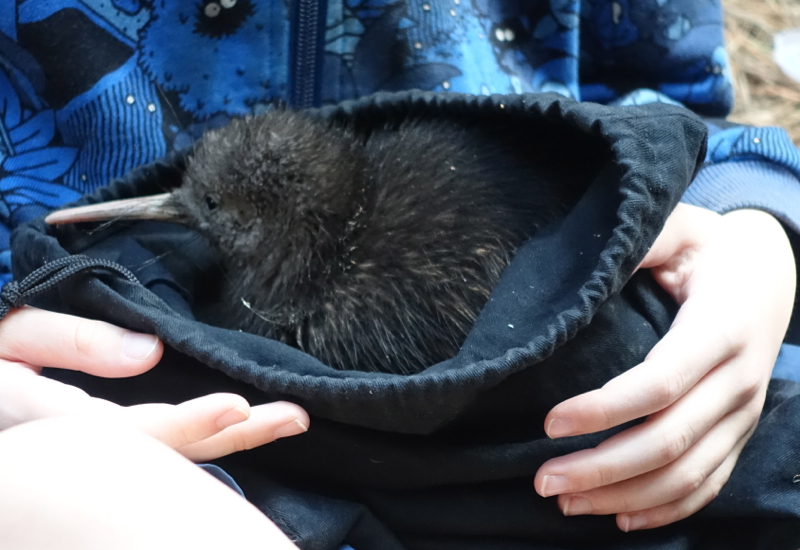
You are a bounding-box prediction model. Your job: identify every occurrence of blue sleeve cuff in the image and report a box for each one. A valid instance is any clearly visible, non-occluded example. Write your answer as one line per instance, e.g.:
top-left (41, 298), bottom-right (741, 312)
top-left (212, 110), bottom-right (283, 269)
top-left (682, 125), bottom-right (800, 235)
top-left (705, 125), bottom-right (800, 173)
top-left (773, 344), bottom-right (800, 383)
top-left (682, 160), bottom-right (800, 235)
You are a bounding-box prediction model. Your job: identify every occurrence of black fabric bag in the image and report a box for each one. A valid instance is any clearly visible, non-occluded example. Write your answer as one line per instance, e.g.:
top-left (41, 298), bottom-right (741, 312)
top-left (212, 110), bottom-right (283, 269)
top-left (9, 92), bottom-right (800, 549)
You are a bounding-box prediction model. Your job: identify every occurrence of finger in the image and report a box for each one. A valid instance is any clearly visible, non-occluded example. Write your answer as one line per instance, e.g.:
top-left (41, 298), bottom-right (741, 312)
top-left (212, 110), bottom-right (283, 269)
top-left (178, 401), bottom-right (310, 462)
top-left (544, 300), bottom-right (737, 439)
top-left (616, 425), bottom-right (751, 531)
top-left (0, 365), bottom-right (301, 457)
top-left (124, 393), bottom-right (254, 449)
top-left (0, 364), bottom-right (120, 430)
top-left (556, 406), bottom-right (756, 516)
top-left (536, 356), bottom-right (755, 496)
top-left (638, 203), bottom-right (719, 272)
top-left (0, 306), bottom-right (163, 377)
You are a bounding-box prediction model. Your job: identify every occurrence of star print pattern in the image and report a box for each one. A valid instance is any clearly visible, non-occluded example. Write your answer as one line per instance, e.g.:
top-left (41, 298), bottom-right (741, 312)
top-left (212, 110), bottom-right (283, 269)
top-left (0, 70), bottom-right (80, 283)
top-left (0, 0), bottom-right (733, 283)
top-left (579, 0), bottom-right (733, 116)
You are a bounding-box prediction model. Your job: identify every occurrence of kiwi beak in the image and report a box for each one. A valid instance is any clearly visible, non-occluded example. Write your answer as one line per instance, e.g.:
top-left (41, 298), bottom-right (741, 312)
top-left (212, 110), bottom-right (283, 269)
top-left (45, 193), bottom-right (183, 225)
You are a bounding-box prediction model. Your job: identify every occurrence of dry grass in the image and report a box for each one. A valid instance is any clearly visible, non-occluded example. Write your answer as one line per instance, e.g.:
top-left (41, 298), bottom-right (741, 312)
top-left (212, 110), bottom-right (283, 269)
top-left (723, 0), bottom-right (800, 143)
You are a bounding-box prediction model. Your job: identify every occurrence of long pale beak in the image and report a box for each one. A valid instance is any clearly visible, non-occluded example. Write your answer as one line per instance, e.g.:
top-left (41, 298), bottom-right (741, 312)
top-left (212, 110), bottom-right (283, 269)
top-left (45, 193), bottom-right (183, 225)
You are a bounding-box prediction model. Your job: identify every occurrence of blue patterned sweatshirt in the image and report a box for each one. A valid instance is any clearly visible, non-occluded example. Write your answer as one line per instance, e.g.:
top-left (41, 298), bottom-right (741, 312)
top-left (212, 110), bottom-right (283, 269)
top-left (2, 0), bottom-right (800, 299)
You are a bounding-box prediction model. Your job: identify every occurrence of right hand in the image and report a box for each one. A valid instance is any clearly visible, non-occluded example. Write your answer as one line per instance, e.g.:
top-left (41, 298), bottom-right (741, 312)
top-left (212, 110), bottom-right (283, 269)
top-left (0, 306), bottom-right (309, 461)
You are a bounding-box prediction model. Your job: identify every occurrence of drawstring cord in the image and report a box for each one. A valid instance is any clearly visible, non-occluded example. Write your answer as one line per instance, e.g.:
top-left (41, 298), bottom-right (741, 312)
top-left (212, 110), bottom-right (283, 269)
top-left (0, 256), bottom-right (139, 320)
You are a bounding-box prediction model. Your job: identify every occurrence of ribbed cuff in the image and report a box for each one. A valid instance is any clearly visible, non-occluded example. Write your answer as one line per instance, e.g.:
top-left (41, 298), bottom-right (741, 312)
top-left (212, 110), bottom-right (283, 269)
top-left (682, 160), bottom-right (800, 235)
top-left (705, 126), bottom-right (800, 175)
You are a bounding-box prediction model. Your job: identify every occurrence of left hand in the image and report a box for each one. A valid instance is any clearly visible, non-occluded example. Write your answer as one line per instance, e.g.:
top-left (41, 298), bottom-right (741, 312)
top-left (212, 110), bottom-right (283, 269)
top-left (533, 203), bottom-right (797, 531)
top-left (0, 306), bottom-right (310, 462)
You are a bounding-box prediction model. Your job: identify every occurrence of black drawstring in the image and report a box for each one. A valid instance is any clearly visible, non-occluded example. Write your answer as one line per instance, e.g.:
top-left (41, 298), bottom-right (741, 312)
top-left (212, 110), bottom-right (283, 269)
top-left (0, 256), bottom-right (139, 320)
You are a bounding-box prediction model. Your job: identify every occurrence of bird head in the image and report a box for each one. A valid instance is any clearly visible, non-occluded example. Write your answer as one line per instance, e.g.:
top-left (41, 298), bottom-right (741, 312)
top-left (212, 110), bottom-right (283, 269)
top-left (47, 110), bottom-right (368, 282)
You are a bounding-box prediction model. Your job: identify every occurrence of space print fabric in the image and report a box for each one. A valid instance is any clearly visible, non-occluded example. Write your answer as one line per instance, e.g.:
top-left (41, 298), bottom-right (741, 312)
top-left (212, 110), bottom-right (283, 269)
top-left (0, 0), bottom-right (732, 285)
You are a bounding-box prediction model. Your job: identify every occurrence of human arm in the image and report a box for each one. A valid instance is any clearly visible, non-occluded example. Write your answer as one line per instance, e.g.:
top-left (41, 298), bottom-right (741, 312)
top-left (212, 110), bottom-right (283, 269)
top-left (534, 202), bottom-right (795, 530)
top-left (533, 112), bottom-right (800, 529)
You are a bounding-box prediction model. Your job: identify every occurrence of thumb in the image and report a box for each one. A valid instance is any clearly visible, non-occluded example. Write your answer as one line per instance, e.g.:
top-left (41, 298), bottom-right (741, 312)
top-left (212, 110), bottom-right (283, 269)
top-left (0, 306), bottom-right (163, 377)
top-left (638, 203), bottom-right (720, 271)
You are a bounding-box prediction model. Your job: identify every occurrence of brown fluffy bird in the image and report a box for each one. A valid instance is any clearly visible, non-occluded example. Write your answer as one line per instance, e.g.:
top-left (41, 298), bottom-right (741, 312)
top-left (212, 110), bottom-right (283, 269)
top-left (46, 109), bottom-right (570, 374)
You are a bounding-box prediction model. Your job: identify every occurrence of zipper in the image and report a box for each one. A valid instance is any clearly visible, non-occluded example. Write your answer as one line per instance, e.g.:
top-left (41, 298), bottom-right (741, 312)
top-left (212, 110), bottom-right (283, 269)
top-left (290, 0), bottom-right (326, 109)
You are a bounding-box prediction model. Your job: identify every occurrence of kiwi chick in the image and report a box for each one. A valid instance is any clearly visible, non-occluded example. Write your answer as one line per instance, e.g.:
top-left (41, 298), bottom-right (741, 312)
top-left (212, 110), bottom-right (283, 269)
top-left (48, 109), bottom-right (569, 374)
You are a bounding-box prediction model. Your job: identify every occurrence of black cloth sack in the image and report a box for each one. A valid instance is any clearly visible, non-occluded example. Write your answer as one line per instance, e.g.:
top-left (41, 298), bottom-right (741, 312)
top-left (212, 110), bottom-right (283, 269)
top-left (9, 91), bottom-right (800, 549)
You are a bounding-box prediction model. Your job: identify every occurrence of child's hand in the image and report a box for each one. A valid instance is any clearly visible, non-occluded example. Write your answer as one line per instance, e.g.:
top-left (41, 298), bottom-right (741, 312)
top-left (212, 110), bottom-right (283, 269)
top-left (534, 203), bottom-right (796, 531)
top-left (0, 306), bottom-right (309, 461)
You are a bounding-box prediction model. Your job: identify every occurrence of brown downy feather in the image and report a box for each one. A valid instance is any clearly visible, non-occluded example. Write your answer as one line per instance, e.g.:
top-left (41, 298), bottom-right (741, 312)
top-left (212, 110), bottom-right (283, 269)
top-left (170, 109), bottom-right (574, 374)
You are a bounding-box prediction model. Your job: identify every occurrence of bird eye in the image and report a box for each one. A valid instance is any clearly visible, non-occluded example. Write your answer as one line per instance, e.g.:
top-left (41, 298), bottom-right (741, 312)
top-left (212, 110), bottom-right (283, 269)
top-left (205, 196), bottom-right (218, 210)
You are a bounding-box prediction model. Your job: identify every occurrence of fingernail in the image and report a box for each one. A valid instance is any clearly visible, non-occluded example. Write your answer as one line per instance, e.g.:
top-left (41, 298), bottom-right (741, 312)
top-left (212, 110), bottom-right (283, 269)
top-left (274, 418), bottom-right (309, 439)
top-left (122, 333), bottom-right (159, 359)
top-left (621, 514), bottom-right (648, 532)
top-left (563, 496), bottom-right (592, 516)
top-left (541, 474), bottom-right (570, 497)
top-left (547, 417), bottom-right (576, 438)
top-left (216, 406), bottom-right (249, 429)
